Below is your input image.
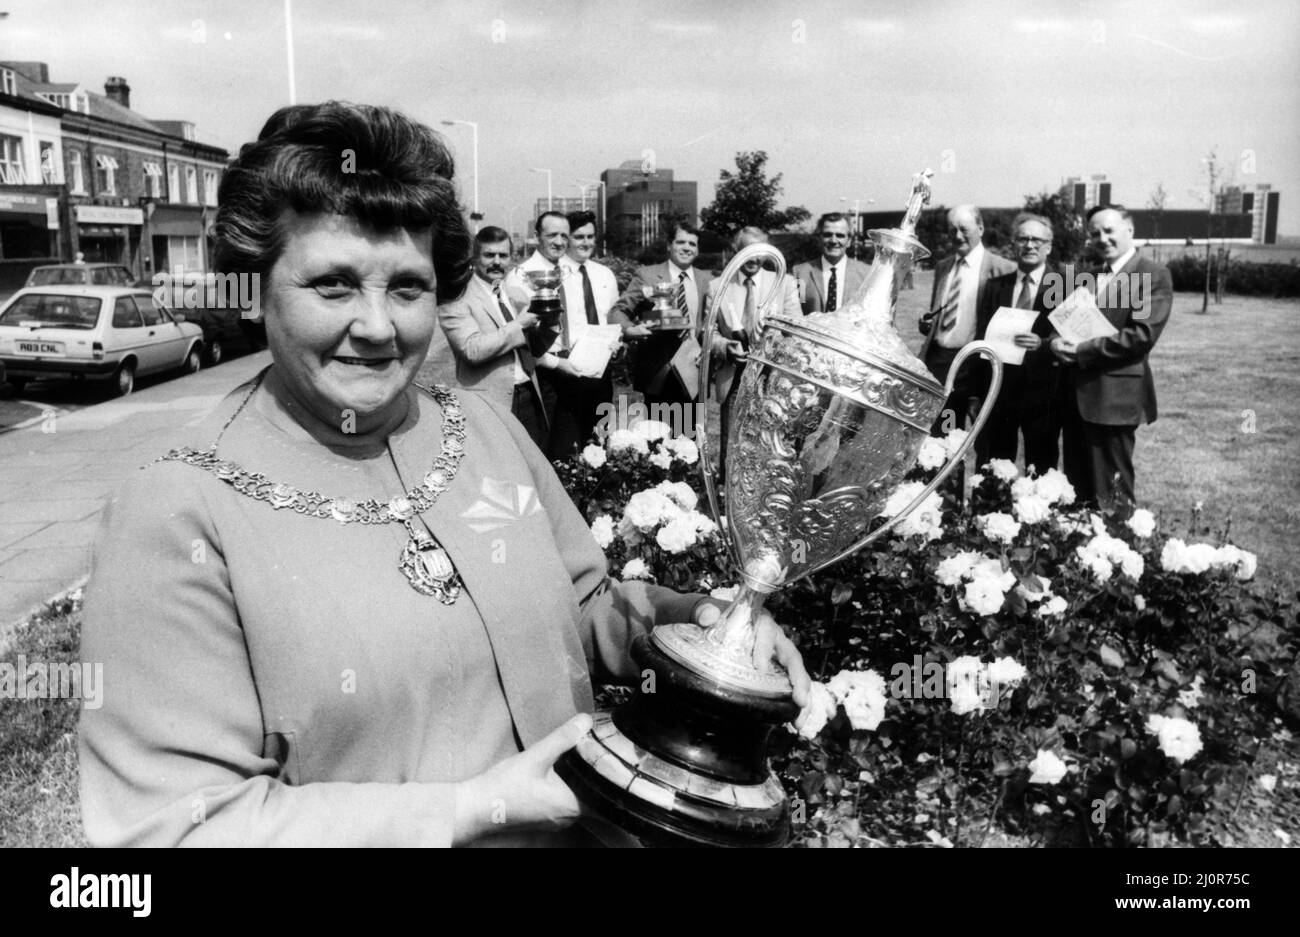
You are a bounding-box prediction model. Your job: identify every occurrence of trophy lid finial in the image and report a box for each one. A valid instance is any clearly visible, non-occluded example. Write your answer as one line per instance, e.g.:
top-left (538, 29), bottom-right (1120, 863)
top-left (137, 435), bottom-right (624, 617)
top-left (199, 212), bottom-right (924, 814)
top-left (900, 169), bottom-right (934, 236)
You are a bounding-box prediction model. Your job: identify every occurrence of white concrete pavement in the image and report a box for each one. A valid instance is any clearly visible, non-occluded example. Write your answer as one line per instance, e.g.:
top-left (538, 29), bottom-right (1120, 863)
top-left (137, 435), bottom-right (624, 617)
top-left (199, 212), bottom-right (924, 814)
top-left (0, 351), bottom-right (271, 630)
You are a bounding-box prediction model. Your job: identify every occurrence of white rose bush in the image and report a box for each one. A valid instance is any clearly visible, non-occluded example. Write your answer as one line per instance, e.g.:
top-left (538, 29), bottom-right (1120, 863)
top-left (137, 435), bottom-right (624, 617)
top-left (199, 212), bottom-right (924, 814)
top-left (555, 422), bottom-right (1296, 847)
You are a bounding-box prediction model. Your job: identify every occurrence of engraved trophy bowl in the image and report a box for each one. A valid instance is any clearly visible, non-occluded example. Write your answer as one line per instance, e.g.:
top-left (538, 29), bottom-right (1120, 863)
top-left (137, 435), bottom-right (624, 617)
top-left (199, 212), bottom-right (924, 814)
top-left (556, 170), bottom-right (1004, 847)
top-left (639, 280), bottom-right (692, 331)
top-left (523, 267), bottom-right (564, 324)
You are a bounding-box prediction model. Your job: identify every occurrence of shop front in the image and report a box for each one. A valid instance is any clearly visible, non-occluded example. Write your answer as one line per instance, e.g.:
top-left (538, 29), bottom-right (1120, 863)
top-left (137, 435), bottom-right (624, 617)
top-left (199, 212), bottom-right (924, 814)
top-left (147, 204), bottom-right (208, 278)
top-left (72, 204), bottom-right (143, 275)
top-left (0, 190), bottom-right (61, 296)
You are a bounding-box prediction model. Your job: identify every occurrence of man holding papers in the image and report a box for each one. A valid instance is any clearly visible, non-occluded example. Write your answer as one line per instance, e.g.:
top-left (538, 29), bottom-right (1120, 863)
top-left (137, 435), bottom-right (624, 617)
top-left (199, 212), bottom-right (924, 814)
top-left (974, 213), bottom-right (1063, 475)
top-left (1050, 205), bottom-right (1173, 511)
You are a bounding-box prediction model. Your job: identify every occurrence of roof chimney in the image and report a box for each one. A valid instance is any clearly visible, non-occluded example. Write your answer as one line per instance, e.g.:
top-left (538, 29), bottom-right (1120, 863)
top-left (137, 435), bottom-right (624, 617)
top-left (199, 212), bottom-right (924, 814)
top-left (104, 76), bottom-right (130, 109)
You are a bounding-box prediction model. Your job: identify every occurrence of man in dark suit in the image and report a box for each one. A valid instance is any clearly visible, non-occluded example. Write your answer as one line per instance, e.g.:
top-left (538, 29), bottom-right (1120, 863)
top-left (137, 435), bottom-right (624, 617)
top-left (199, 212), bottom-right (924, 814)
top-left (439, 226), bottom-right (549, 448)
top-left (1051, 205), bottom-right (1173, 511)
top-left (973, 213), bottom-right (1063, 474)
top-left (918, 204), bottom-right (1017, 432)
top-left (792, 212), bottom-right (870, 314)
top-left (609, 222), bottom-right (714, 414)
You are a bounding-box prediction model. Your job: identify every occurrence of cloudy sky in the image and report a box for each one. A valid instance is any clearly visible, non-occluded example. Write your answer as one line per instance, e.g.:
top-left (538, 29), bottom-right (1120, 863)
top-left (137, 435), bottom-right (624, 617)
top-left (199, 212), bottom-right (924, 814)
top-left (6, 0), bottom-right (1298, 236)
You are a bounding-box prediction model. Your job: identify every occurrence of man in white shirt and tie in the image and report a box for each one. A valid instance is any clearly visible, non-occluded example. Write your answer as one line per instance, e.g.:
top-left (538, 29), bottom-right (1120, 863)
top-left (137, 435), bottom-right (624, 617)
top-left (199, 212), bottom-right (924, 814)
top-left (505, 211), bottom-right (582, 453)
top-left (919, 204), bottom-right (1017, 432)
top-left (793, 213), bottom-right (870, 314)
top-left (438, 226), bottom-right (549, 447)
top-left (972, 213), bottom-right (1062, 473)
top-left (549, 209), bottom-right (619, 457)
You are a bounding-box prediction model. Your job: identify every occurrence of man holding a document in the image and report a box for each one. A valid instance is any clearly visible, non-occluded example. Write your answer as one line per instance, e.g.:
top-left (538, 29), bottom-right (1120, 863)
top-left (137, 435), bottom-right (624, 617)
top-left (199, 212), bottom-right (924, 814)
top-left (1050, 205), bottom-right (1173, 512)
top-left (973, 213), bottom-right (1063, 475)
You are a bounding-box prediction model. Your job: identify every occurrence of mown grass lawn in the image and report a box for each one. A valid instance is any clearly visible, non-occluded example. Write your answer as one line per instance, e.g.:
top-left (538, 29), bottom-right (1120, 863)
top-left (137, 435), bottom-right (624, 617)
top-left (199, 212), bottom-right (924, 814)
top-left (3, 272), bottom-right (1296, 847)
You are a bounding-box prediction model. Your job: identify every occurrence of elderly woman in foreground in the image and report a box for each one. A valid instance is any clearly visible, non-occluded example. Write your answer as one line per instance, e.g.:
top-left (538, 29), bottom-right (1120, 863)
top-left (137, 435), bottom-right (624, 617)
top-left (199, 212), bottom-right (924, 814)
top-left (78, 102), bottom-right (809, 847)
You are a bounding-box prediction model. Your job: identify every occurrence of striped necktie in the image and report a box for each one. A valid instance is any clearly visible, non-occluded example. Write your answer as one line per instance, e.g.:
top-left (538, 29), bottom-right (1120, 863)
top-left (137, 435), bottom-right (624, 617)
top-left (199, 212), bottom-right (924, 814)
top-left (553, 264), bottom-right (570, 350)
top-left (742, 276), bottom-right (758, 346)
top-left (495, 283), bottom-right (534, 375)
top-left (939, 260), bottom-right (964, 332)
top-left (676, 270), bottom-right (690, 317)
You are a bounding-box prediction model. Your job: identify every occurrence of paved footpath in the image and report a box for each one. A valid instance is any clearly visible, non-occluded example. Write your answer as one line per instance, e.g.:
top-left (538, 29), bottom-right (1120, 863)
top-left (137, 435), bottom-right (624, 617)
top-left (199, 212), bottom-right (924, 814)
top-left (0, 351), bottom-right (272, 630)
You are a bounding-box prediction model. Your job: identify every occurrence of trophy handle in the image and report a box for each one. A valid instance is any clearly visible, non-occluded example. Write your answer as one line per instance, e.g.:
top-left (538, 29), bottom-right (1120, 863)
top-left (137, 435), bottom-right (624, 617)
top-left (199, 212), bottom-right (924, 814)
top-left (792, 340), bottom-right (1004, 580)
top-left (697, 243), bottom-right (789, 571)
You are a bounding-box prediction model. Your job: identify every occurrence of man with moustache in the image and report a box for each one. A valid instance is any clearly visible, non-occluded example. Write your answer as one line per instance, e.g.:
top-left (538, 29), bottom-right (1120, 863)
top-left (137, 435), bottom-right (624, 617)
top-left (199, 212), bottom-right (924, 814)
top-left (610, 222), bottom-right (714, 414)
top-left (1051, 205), bottom-right (1173, 511)
top-left (972, 213), bottom-right (1063, 475)
top-left (792, 212), bottom-right (871, 314)
top-left (919, 204), bottom-right (1017, 432)
top-left (550, 209), bottom-right (620, 456)
top-left (505, 211), bottom-right (581, 454)
top-left (439, 226), bottom-right (549, 447)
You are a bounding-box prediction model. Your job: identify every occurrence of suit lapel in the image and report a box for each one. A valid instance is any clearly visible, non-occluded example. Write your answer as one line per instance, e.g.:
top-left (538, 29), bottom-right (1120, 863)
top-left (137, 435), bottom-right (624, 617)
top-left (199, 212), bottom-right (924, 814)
top-left (473, 276), bottom-right (507, 328)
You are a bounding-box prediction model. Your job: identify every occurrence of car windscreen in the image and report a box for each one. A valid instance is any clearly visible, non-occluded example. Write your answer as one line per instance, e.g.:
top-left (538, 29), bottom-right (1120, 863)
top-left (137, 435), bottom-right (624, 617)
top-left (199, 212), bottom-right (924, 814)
top-left (0, 294), bottom-right (103, 330)
top-left (27, 268), bottom-right (89, 286)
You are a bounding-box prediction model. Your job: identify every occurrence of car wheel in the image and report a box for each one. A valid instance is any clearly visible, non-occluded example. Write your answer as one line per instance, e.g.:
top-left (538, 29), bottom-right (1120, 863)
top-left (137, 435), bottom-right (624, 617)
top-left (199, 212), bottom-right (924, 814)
top-left (182, 345), bottom-right (202, 375)
top-left (7, 376), bottom-right (27, 395)
top-left (113, 362), bottom-right (136, 398)
top-left (207, 337), bottom-right (224, 366)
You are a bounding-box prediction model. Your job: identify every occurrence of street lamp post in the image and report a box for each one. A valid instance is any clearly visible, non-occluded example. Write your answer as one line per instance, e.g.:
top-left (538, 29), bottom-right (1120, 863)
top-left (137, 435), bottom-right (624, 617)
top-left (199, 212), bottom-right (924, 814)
top-left (440, 120), bottom-right (479, 229)
top-left (530, 167), bottom-right (553, 212)
top-left (838, 196), bottom-right (874, 259)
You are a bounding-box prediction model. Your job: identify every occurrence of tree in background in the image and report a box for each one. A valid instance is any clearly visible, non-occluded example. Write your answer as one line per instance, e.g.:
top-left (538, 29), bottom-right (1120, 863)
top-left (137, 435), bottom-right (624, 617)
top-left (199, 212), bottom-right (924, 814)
top-left (699, 151), bottom-right (811, 240)
top-left (1147, 182), bottom-right (1170, 260)
top-left (1021, 191), bottom-right (1088, 266)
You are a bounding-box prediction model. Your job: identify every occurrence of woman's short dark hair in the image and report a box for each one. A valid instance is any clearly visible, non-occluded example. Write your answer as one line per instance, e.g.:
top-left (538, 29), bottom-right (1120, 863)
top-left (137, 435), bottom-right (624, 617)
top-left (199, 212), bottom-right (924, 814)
top-left (212, 101), bottom-right (472, 303)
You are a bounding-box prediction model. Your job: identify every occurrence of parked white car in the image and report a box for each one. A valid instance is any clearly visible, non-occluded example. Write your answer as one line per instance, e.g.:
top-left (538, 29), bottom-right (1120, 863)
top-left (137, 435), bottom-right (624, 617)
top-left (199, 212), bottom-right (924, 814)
top-left (0, 286), bottom-right (204, 397)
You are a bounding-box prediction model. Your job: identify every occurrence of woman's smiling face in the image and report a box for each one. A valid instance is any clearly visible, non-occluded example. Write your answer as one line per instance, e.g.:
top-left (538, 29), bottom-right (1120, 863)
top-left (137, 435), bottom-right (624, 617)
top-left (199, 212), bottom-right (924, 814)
top-left (263, 211), bottom-right (437, 435)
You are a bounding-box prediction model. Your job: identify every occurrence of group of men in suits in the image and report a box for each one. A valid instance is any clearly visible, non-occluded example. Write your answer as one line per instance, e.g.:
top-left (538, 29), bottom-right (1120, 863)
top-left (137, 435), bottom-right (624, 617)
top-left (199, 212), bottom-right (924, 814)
top-left (920, 203), bottom-right (1173, 511)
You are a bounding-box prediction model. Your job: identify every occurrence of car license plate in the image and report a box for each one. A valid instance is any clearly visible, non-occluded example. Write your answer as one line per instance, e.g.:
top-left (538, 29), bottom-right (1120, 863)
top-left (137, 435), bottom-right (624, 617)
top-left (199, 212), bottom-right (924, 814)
top-left (16, 340), bottom-right (64, 356)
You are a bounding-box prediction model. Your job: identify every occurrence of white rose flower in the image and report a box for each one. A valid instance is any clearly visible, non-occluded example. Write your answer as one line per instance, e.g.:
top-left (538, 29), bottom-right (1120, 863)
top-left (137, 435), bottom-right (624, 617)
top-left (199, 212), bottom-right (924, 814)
top-left (940, 427), bottom-right (970, 458)
top-left (1040, 595), bottom-right (1068, 617)
top-left (986, 458), bottom-right (1020, 482)
top-left (971, 557), bottom-right (1017, 591)
top-left (935, 550), bottom-right (981, 587)
top-left (581, 444), bottom-right (608, 469)
top-left (1145, 714), bottom-right (1203, 763)
top-left (1160, 538), bottom-right (1191, 573)
top-left (1119, 549), bottom-right (1145, 581)
top-left (1013, 494), bottom-right (1052, 525)
top-left (969, 472), bottom-right (985, 488)
top-left (607, 429), bottom-right (649, 456)
top-left (632, 419), bottom-right (672, 442)
top-left (1215, 544), bottom-right (1258, 581)
top-left (665, 435), bottom-right (699, 465)
top-left (916, 436), bottom-right (947, 471)
top-left (683, 510), bottom-right (718, 539)
top-left (1134, 594), bottom-right (1147, 611)
top-left (979, 512), bottom-right (1021, 544)
top-left (796, 682), bottom-right (839, 739)
top-left (827, 669), bottom-right (889, 732)
top-left (881, 482), bottom-right (944, 541)
top-left (649, 449), bottom-right (673, 470)
top-left (1033, 469), bottom-right (1076, 506)
top-left (621, 557), bottom-right (653, 581)
top-left (1081, 551), bottom-right (1114, 583)
top-left (986, 657), bottom-right (1028, 689)
top-left (963, 577), bottom-right (1007, 617)
top-left (1258, 775), bottom-right (1278, 793)
top-left (655, 517), bottom-right (700, 554)
top-left (1010, 477), bottom-right (1037, 501)
top-left (590, 514), bottom-right (615, 549)
top-left (1183, 543), bottom-right (1218, 574)
top-left (1028, 749), bottom-right (1069, 784)
top-left (653, 480), bottom-right (699, 511)
top-left (1126, 508), bottom-right (1156, 538)
top-left (623, 490), bottom-right (677, 531)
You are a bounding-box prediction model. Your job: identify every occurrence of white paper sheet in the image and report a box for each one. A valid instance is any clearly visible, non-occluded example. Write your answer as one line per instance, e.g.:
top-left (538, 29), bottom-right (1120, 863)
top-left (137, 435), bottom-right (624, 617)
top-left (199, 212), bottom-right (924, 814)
top-left (567, 325), bottom-right (623, 377)
top-left (1048, 288), bottom-right (1119, 344)
top-left (984, 306), bottom-right (1040, 366)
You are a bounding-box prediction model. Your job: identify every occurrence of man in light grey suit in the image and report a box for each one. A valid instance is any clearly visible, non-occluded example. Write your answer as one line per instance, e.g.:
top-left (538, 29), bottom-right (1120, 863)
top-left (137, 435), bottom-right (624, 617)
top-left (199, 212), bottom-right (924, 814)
top-left (793, 212), bottom-right (871, 314)
top-left (918, 204), bottom-right (1016, 432)
top-left (439, 226), bottom-right (549, 448)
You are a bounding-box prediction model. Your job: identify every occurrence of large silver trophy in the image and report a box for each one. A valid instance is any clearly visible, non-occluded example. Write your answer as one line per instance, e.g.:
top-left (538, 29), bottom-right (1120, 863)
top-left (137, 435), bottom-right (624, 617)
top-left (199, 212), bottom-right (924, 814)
top-left (557, 171), bottom-right (1003, 847)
